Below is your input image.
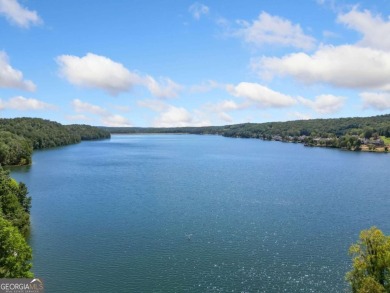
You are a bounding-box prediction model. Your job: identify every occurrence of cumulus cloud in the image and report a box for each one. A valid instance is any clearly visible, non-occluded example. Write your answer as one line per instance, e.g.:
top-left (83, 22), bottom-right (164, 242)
top-left (209, 100), bottom-right (243, 112)
top-left (227, 82), bottom-right (297, 108)
top-left (298, 94), bottom-right (345, 114)
top-left (360, 92), bottom-right (390, 111)
top-left (138, 99), bottom-right (210, 127)
top-left (0, 0), bottom-right (41, 28)
top-left (201, 99), bottom-right (249, 123)
top-left (57, 53), bottom-right (140, 96)
top-left (257, 45), bottom-right (390, 91)
top-left (234, 12), bottom-right (316, 50)
top-left (189, 2), bottom-right (209, 20)
top-left (71, 99), bottom-right (131, 126)
top-left (316, 0), bottom-right (339, 11)
top-left (154, 106), bottom-right (193, 127)
top-left (154, 106), bottom-right (210, 127)
top-left (101, 114), bottom-right (132, 127)
top-left (142, 76), bottom-right (182, 99)
top-left (0, 96), bottom-right (55, 111)
top-left (216, 112), bottom-right (233, 123)
top-left (189, 80), bottom-right (222, 93)
top-left (57, 53), bottom-right (181, 98)
top-left (111, 105), bottom-right (131, 113)
top-left (338, 8), bottom-right (390, 50)
top-left (0, 51), bottom-right (36, 91)
top-left (137, 99), bottom-right (168, 112)
top-left (72, 99), bottom-right (108, 116)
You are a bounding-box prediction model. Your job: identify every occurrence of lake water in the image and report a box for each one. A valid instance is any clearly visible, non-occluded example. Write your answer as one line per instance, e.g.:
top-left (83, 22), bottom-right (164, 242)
top-left (10, 134), bottom-right (390, 292)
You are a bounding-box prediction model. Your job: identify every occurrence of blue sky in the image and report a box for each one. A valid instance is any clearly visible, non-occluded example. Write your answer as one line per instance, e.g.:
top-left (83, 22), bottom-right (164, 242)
top-left (1, 0), bottom-right (390, 127)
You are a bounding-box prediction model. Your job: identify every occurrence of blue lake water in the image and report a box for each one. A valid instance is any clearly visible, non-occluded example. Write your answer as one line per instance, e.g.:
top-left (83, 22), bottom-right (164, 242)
top-left (10, 134), bottom-right (390, 292)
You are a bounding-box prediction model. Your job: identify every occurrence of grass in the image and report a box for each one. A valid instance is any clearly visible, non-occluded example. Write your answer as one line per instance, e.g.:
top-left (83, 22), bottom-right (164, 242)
top-left (380, 136), bottom-right (390, 145)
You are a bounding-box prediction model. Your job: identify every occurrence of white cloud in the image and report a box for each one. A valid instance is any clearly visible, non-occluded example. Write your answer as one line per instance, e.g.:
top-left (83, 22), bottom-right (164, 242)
top-left (210, 100), bottom-right (243, 112)
top-left (189, 2), bottom-right (209, 20)
top-left (189, 80), bottom-right (222, 93)
top-left (0, 51), bottom-right (36, 91)
top-left (142, 76), bottom-right (182, 99)
top-left (227, 82), bottom-right (297, 108)
top-left (298, 94), bottom-right (345, 114)
top-left (137, 99), bottom-right (168, 112)
top-left (360, 92), bottom-right (390, 111)
top-left (217, 112), bottom-right (233, 123)
top-left (101, 114), bottom-right (132, 127)
top-left (0, 0), bottom-right (41, 28)
top-left (154, 105), bottom-right (210, 127)
top-left (338, 8), bottom-right (390, 50)
top-left (0, 96), bottom-right (55, 111)
top-left (111, 105), bottom-right (131, 113)
top-left (72, 99), bottom-right (108, 116)
top-left (234, 12), bottom-right (316, 50)
top-left (138, 99), bottom-right (210, 127)
top-left (316, 0), bottom-right (339, 11)
top-left (154, 106), bottom-right (193, 127)
top-left (57, 53), bottom-right (181, 98)
top-left (322, 30), bottom-right (339, 39)
top-left (201, 99), bottom-right (248, 123)
top-left (258, 45), bottom-right (390, 91)
top-left (71, 99), bottom-right (131, 126)
top-left (57, 53), bottom-right (140, 96)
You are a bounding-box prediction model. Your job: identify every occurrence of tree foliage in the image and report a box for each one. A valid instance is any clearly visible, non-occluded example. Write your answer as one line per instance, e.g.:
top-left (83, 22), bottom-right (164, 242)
top-left (0, 118), bottom-right (110, 166)
top-left (0, 167), bottom-right (33, 277)
top-left (0, 131), bottom-right (32, 166)
top-left (0, 216), bottom-right (33, 278)
top-left (66, 124), bottom-right (112, 140)
top-left (346, 227), bottom-right (390, 293)
top-left (0, 168), bottom-right (31, 236)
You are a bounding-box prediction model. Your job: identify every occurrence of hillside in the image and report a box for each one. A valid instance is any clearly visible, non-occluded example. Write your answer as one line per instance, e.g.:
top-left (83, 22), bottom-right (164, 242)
top-left (104, 114), bottom-right (390, 152)
top-left (0, 118), bottom-right (110, 166)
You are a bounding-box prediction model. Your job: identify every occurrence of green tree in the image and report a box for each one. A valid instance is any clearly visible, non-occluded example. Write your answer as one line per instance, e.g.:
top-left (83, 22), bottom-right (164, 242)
top-left (346, 227), bottom-right (390, 292)
top-left (16, 183), bottom-right (31, 214)
top-left (0, 217), bottom-right (33, 278)
top-left (0, 168), bottom-right (31, 236)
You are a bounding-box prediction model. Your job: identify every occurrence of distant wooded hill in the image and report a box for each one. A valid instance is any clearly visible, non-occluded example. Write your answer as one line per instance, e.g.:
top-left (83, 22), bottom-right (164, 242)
top-left (103, 114), bottom-right (390, 151)
top-left (0, 118), bottom-right (110, 166)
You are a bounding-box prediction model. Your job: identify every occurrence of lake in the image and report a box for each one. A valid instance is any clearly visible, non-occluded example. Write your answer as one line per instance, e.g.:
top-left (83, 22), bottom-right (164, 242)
top-left (10, 134), bottom-right (390, 292)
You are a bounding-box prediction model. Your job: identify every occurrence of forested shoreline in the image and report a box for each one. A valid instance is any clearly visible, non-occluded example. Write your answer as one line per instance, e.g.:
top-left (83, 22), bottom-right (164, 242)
top-left (104, 114), bottom-right (390, 152)
top-left (0, 118), bottom-right (111, 277)
top-left (0, 168), bottom-right (33, 277)
top-left (0, 118), bottom-right (111, 166)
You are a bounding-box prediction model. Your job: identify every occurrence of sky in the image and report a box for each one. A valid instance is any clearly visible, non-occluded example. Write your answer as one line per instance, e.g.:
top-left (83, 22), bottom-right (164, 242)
top-left (1, 0), bottom-right (390, 127)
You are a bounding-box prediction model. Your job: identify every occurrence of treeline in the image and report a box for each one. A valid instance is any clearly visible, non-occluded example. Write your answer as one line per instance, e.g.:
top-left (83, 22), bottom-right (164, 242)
top-left (205, 114), bottom-right (390, 139)
top-left (66, 124), bottom-right (112, 141)
top-left (0, 168), bottom-right (33, 277)
top-left (104, 114), bottom-right (390, 137)
top-left (0, 118), bottom-right (110, 166)
top-left (104, 114), bottom-right (390, 151)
